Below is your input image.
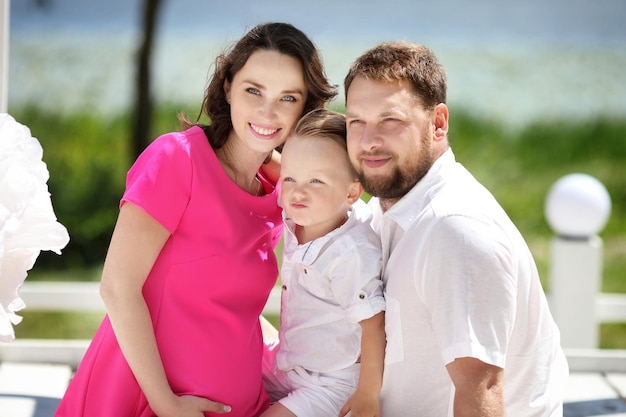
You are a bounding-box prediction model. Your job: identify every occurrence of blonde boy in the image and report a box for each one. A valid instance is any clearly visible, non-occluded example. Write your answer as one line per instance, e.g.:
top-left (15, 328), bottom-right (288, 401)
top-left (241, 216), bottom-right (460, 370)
top-left (261, 109), bottom-right (385, 417)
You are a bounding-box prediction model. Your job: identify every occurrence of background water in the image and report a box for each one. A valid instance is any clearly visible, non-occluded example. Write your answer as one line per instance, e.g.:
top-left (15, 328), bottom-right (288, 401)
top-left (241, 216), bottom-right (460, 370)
top-left (7, 0), bottom-right (626, 127)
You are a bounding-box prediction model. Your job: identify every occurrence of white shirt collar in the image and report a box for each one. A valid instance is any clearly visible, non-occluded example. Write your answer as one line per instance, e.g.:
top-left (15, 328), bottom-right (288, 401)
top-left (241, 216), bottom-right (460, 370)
top-left (371, 148), bottom-right (456, 231)
top-left (283, 199), bottom-right (372, 265)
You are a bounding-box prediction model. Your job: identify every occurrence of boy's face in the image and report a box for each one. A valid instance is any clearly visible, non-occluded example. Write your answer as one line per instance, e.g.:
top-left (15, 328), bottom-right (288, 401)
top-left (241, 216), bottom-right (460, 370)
top-left (280, 135), bottom-right (361, 236)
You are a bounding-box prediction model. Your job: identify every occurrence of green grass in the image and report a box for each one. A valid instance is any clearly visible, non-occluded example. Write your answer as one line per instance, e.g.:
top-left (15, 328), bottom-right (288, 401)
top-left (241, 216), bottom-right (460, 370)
top-left (15, 312), bottom-right (105, 340)
top-left (10, 104), bottom-right (626, 348)
top-left (601, 323), bottom-right (626, 349)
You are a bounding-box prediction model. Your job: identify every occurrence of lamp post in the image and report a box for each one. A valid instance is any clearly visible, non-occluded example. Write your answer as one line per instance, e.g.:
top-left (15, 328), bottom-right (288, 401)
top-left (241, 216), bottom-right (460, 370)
top-left (545, 173), bottom-right (611, 348)
top-left (0, 0), bottom-right (8, 113)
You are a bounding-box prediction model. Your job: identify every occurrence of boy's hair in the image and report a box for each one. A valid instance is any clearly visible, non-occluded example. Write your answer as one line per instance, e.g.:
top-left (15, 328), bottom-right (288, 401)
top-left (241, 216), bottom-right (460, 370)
top-left (292, 108), bottom-right (357, 177)
top-left (293, 108), bottom-right (346, 149)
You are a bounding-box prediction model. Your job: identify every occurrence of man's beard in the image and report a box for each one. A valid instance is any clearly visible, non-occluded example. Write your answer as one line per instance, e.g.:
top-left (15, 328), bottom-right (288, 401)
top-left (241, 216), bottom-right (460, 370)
top-left (357, 143), bottom-right (434, 200)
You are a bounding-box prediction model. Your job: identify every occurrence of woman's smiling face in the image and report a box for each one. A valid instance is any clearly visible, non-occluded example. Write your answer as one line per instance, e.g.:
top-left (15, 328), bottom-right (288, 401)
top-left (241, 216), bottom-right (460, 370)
top-left (225, 49), bottom-right (308, 153)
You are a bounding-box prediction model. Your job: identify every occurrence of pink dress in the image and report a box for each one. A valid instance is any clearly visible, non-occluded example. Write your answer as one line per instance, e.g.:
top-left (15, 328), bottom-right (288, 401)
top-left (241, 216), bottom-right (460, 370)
top-left (55, 126), bottom-right (282, 417)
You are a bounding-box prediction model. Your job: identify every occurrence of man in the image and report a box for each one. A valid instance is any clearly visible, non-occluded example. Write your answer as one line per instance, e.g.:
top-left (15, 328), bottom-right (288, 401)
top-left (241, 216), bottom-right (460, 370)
top-left (344, 41), bottom-right (568, 416)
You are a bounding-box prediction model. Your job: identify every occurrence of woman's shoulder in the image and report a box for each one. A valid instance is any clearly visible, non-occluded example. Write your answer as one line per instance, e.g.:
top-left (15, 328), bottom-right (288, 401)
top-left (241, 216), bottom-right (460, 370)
top-left (149, 126), bottom-right (208, 155)
top-left (131, 126), bottom-right (216, 173)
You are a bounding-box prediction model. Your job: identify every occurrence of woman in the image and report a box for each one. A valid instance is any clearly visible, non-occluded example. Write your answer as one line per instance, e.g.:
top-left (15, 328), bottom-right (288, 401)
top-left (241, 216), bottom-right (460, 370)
top-left (55, 22), bottom-right (337, 417)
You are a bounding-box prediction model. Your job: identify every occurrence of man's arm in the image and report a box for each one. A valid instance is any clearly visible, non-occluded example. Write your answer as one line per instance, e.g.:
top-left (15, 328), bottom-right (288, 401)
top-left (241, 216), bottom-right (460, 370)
top-left (446, 357), bottom-right (505, 417)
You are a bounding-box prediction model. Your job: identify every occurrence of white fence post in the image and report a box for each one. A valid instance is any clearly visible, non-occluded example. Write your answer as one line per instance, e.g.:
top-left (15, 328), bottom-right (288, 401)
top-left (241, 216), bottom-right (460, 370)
top-left (545, 173), bottom-right (611, 349)
top-left (0, 0), bottom-right (9, 113)
top-left (549, 236), bottom-right (603, 348)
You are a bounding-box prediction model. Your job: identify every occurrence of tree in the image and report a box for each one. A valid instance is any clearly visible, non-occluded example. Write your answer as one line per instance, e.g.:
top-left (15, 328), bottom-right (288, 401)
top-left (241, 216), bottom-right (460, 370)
top-left (132, 0), bottom-right (162, 159)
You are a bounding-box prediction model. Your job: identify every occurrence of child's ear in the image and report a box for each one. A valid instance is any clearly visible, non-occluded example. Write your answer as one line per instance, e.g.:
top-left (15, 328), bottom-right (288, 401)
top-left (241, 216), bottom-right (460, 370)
top-left (346, 180), bottom-right (363, 205)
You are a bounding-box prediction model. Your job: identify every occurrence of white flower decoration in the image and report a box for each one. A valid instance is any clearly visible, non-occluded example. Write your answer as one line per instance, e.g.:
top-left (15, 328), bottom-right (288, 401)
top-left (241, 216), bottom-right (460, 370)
top-left (0, 113), bottom-right (70, 342)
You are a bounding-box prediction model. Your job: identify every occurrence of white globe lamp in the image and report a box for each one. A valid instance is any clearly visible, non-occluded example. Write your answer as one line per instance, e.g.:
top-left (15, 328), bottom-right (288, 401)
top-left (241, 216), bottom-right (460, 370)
top-left (545, 173), bottom-right (611, 238)
top-left (546, 173), bottom-right (611, 348)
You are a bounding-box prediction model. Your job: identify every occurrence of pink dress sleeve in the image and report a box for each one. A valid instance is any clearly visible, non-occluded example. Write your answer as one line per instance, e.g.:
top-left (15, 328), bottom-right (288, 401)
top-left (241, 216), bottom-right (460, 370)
top-left (121, 133), bottom-right (192, 234)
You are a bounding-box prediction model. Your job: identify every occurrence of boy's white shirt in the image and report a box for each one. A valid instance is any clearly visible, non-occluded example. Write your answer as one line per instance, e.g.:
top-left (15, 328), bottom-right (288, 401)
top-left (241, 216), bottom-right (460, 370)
top-left (276, 199), bottom-right (385, 373)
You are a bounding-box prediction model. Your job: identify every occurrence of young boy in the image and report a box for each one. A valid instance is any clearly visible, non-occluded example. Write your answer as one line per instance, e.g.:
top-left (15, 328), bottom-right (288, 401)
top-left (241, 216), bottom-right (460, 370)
top-left (261, 109), bottom-right (386, 417)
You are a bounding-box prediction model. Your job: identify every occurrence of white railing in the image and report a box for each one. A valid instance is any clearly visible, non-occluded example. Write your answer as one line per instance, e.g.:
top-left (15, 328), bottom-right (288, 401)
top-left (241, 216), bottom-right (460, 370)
top-left (1, 280), bottom-right (625, 372)
top-left (0, 282), bottom-right (281, 368)
top-left (1, 173), bottom-right (625, 372)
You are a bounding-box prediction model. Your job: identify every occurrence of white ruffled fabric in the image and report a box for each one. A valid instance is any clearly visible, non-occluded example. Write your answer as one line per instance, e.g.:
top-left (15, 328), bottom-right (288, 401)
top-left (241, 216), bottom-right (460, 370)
top-left (0, 113), bottom-right (70, 342)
